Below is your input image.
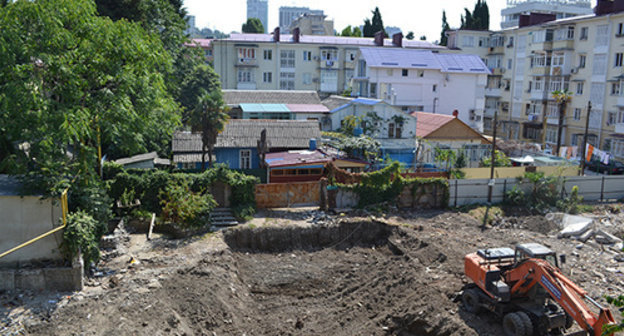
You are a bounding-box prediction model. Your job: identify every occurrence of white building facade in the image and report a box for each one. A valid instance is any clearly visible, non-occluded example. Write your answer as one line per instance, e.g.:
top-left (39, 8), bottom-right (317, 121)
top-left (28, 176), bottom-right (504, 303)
top-left (501, 0), bottom-right (593, 29)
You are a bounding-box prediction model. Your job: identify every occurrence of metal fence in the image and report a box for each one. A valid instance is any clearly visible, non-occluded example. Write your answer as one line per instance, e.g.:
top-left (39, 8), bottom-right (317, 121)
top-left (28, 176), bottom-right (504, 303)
top-left (449, 175), bottom-right (624, 207)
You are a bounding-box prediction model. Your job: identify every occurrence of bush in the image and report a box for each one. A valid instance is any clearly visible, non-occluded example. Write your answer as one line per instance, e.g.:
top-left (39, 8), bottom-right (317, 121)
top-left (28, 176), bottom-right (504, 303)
top-left (557, 185), bottom-right (583, 214)
top-left (504, 185), bottom-right (525, 206)
top-left (69, 183), bottom-right (111, 238)
top-left (61, 211), bottom-right (101, 268)
top-left (159, 181), bottom-right (217, 229)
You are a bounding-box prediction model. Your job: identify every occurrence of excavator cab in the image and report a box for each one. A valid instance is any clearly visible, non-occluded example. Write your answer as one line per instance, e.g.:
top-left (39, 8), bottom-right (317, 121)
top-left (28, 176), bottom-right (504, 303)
top-left (514, 243), bottom-right (559, 268)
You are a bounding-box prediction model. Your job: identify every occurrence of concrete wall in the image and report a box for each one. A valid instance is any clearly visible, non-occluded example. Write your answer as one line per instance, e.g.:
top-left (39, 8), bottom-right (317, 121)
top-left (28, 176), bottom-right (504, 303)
top-left (0, 195), bottom-right (63, 265)
top-left (0, 256), bottom-right (83, 292)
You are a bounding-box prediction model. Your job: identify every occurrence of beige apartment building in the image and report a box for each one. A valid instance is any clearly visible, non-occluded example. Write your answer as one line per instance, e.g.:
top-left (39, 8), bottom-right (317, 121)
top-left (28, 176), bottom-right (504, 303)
top-left (211, 29), bottom-right (445, 96)
top-left (447, 2), bottom-right (624, 159)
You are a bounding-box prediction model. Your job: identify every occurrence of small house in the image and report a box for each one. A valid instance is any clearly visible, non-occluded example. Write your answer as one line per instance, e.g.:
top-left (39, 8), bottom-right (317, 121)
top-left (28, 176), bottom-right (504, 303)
top-left (265, 149), bottom-right (369, 183)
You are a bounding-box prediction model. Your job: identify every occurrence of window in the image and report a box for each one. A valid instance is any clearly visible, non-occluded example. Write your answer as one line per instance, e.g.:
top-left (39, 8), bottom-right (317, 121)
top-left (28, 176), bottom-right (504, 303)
top-left (280, 50), bottom-right (295, 68)
top-left (369, 83), bottom-right (377, 98)
top-left (388, 122), bottom-right (402, 138)
top-left (578, 55), bottom-right (586, 68)
top-left (507, 59), bottom-right (512, 70)
top-left (461, 36), bottom-right (475, 47)
top-left (279, 72), bottom-right (295, 90)
top-left (534, 77), bottom-right (543, 91)
top-left (618, 23), bottom-right (624, 36)
top-left (554, 26), bottom-right (574, 40)
top-left (592, 54), bottom-right (607, 76)
top-left (576, 82), bottom-right (584, 95)
top-left (573, 108), bottom-right (581, 121)
top-left (239, 150), bottom-right (251, 169)
top-left (263, 72), bottom-right (272, 83)
top-left (347, 52), bottom-right (356, 61)
top-left (608, 111), bottom-right (617, 125)
top-left (263, 50), bottom-right (272, 60)
top-left (303, 73), bottom-right (312, 85)
top-left (237, 69), bottom-right (254, 83)
top-left (551, 53), bottom-right (564, 66)
top-left (238, 48), bottom-right (255, 59)
top-left (546, 127), bottom-right (558, 144)
top-left (580, 27), bottom-right (588, 40)
top-left (612, 82), bottom-right (621, 96)
top-left (321, 49), bottom-right (337, 61)
top-left (303, 51), bottom-right (312, 61)
top-left (402, 69), bottom-right (408, 77)
top-left (616, 53), bottom-right (624, 67)
top-left (507, 36), bottom-right (514, 47)
top-left (596, 24), bottom-right (609, 47)
top-left (532, 53), bottom-right (548, 67)
top-left (432, 84), bottom-right (437, 92)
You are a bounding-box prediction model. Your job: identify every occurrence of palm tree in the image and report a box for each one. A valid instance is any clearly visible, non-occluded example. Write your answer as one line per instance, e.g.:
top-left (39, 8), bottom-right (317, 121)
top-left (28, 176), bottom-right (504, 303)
top-left (551, 89), bottom-right (572, 156)
top-left (190, 89), bottom-right (230, 170)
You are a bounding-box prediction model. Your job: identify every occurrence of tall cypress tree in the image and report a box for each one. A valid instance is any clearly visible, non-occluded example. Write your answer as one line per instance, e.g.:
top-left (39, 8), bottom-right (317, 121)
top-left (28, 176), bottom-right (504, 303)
top-left (371, 7), bottom-right (386, 36)
top-left (363, 18), bottom-right (374, 37)
top-left (440, 10), bottom-right (450, 46)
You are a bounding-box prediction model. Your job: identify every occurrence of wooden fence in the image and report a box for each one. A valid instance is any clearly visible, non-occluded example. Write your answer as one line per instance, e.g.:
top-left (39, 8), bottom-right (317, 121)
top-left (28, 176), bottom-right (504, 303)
top-left (255, 182), bottom-right (320, 208)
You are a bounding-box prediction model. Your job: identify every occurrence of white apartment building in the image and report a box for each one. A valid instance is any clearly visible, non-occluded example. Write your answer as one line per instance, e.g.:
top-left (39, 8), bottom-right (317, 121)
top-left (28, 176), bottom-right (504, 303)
top-left (501, 0), bottom-right (593, 29)
top-left (353, 48), bottom-right (490, 132)
top-left (279, 6), bottom-right (323, 34)
top-left (247, 0), bottom-right (268, 33)
top-left (212, 30), bottom-right (445, 95)
top-left (447, 1), bottom-right (624, 160)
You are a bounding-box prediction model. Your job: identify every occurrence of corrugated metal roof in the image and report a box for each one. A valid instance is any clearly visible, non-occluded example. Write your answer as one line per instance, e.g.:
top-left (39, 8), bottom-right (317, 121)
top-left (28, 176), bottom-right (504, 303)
top-left (321, 95), bottom-right (354, 112)
top-left (240, 103), bottom-right (290, 113)
top-left (265, 150), bottom-right (330, 168)
top-left (224, 34), bottom-right (446, 50)
top-left (351, 98), bottom-right (383, 105)
top-left (223, 90), bottom-right (321, 105)
top-left (114, 152), bottom-right (158, 165)
top-left (285, 104), bottom-right (329, 113)
top-left (172, 120), bottom-right (321, 152)
top-left (359, 48), bottom-right (490, 74)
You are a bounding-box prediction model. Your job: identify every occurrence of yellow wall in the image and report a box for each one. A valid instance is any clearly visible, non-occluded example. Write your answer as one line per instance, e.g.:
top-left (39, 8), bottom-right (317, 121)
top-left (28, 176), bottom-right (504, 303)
top-left (459, 166), bottom-right (579, 179)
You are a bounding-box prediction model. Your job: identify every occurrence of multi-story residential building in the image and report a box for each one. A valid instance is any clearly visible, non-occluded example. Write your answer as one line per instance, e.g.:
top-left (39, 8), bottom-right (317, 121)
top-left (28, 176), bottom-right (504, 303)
top-left (447, 1), bottom-right (624, 160)
top-left (501, 0), bottom-right (593, 29)
top-left (247, 0), bottom-right (268, 33)
top-left (212, 29), bottom-right (445, 95)
top-left (289, 13), bottom-right (334, 36)
top-left (353, 47), bottom-right (490, 131)
top-left (279, 6), bottom-right (323, 34)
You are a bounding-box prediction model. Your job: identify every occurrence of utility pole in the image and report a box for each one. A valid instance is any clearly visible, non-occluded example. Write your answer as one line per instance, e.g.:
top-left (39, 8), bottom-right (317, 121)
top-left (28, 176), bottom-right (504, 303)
top-left (579, 101), bottom-right (591, 176)
top-left (487, 109), bottom-right (498, 203)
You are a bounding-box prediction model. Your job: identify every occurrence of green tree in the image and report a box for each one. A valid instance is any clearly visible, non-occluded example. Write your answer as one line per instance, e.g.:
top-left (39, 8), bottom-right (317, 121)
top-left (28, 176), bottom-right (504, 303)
top-left (552, 89), bottom-right (573, 156)
top-left (434, 148), bottom-right (457, 172)
top-left (440, 10), bottom-right (450, 46)
top-left (179, 64), bottom-right (221, 121)
top-left (420, 35), bottom-right (427, 41)
top-left (0, 0), bottom-right (179, 183)
top-left (341, 25), bottom-right (362, 37)
top-left (481, 150), bottom-right (512, 167)
top-left (190, 90), bottom-right (230, 169)
top-left (406, 31), bottom-right (415, 40)
top-left (242, 17), bottom-right (264, 33)
top-left (460, 0), bottom-right (490, 30)
top-left (363, 7), bottom-right (385, 37)
top-left (604, 295), bottom-right (624, 334)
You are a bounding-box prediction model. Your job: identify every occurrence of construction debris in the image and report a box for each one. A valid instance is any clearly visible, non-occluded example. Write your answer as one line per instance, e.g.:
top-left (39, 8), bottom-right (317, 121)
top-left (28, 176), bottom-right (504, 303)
top-left (558, 214), bottom-right (593, 238)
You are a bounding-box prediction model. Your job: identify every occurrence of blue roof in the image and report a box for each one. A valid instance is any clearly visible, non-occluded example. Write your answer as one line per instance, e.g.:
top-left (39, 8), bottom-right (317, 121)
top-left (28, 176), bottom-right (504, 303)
top-left (351, 98), bottom-right (382, 105)
top-left (240, 103), bottom-right (290, 113)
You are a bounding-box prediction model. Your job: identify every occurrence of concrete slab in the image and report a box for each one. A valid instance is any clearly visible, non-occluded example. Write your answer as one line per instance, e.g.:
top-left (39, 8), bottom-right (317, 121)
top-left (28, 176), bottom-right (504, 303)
top-left (558, 215), bottom-right (593, 238)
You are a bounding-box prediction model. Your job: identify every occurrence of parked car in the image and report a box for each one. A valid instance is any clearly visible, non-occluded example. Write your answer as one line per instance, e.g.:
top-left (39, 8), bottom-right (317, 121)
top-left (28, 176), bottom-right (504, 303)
top-left (585, 158), bottom-right (624, 175)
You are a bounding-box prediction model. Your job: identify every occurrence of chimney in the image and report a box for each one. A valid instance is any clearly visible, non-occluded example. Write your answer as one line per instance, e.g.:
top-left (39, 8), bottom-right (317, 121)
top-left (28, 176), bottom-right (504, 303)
top-left (595, 0), bottom-right (614, 15)
top-left (374, 31), bottom-right (384, 46)
top-left (519, 12), bottom-right (556, 28)
top-left (452, 109), bottom-right (459, 118)
top-left (293, 27), bottom-right (300, 43)
top-left (392, 32), bottom-right (403, 48)
top-left (273, 27), bottom-right (280, 42)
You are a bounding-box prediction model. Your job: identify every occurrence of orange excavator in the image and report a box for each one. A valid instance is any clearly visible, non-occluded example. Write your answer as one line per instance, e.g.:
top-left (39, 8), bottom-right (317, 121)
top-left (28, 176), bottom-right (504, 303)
top-left (463, 243), bottom-right (616, 336)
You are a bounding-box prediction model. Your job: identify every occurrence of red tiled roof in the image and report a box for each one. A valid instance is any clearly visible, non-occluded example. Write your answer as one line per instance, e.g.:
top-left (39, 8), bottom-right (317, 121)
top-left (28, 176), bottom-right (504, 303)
top-left (411, 112), bottom-right (455, 138)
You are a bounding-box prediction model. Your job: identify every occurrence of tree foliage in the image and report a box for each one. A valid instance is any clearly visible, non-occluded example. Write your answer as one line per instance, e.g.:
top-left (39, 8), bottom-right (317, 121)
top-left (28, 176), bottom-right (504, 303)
top-left (363, 7), bottom-right (385, 37)
top-left (0, 0), bottom-right (180, 182)
top-left (341, 25), bottom-right (362, 37)
top-left (189, 90), bottom-right (230, 169)
top-left (460, 0), bottom-right (489, 30)
top-left (440, 10), bottom-right (450, 46)
top-left (242, 17), bottom-right (264, 33)
top-left (406, 31), bottom-right (414, 40)
top-left (481, 150), bottom-right (512, 167)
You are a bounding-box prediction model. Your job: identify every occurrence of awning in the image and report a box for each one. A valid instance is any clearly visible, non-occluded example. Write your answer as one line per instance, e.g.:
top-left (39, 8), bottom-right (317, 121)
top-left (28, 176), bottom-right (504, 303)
top-left (240, 103), bottom-right (290, 113)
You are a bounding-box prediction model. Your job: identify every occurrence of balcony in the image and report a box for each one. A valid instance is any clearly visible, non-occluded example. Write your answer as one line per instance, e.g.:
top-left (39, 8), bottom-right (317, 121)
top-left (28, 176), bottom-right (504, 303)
top-left (530, 90), bottom-right (548, 101)
top-left (616, 123), bottom-right (624, 134)
top-left (531, 67), bottom-right (551, 76)
top-left (320, 59), bottom-right (339, 69)
top-left (547, 116), bottom-right (564, 125)
top-left (490, 68), bottom-right (506, 76)
top-left (617, 96), bottom-right (624, 107)
top-left (488, 46), bottom-right (505, 55)
top-left (484, 108), bottom-right (496, 117)
top-left (552, 39), bottom-right (574, 50)
top-left (485, 88), bottom-right (502, 97)
top-left (236, 58), bottom-right (257, 67)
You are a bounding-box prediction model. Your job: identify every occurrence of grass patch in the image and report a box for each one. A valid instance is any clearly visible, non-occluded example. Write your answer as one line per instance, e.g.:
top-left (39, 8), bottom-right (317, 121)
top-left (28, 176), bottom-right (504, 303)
top-left (466, 206), bottom-right (504, 226)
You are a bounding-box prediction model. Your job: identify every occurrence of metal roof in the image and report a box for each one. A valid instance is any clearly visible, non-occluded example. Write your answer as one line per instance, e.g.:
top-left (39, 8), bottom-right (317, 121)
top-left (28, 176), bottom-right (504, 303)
top-left (223, 33), bottom-right (446, 50)
top-left (265, 150), bottom-right (330, 168)
top-left (172, 120), bottom-right (321, 152)
top-left (240, 103), bottom-right (290, 113)
top-left (223, 90), bottom-right (322, 105)
top-left (359, 48), bottom-right (490, 74)
top-left (285, 104), bottom-right (329, 113)
top-left (321, 95), bottom-right (354, 112)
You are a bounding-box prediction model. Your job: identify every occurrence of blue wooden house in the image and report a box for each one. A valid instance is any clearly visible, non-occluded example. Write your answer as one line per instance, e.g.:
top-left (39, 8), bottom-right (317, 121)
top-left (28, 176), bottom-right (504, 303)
top-left (172, 119), bottom-right (322, 170)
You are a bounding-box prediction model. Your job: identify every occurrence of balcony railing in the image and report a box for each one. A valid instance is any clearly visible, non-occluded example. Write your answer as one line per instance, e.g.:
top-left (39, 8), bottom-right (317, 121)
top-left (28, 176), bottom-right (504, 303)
top-left (616, 123), bottom-right (624, 134)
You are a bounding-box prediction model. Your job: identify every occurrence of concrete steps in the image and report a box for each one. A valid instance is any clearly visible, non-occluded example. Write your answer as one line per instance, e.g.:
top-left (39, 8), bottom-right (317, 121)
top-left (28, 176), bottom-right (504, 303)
top-left (211, 208), bottom-right (239, 228)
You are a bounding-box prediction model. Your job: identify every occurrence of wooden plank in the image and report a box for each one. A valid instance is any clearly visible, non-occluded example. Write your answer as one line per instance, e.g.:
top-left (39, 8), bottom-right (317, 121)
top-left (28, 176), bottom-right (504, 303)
top-left (147, 213), bottom-right (155, 240)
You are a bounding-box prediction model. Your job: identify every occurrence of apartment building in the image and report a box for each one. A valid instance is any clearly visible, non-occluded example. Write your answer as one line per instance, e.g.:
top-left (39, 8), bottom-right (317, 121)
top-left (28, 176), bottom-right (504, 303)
top-left (289, 13), bottom-right (334, 36)
top-left (501, 0), bottom-right (592, 29)
top-left (279, 6), bottom-right (324, 34)
top-left (212, 29), bottom-right (445, 95)
top-left (354, 47), bottom-right (489, 131)
top-left (447, 1), bottom-right (624, 160)
top-left (247, 0), bottom-right (268, 33)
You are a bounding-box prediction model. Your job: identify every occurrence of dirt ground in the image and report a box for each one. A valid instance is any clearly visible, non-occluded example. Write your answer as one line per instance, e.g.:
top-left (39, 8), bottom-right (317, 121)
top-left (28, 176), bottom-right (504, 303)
top-left (2, 207), bottom-right (623, 336)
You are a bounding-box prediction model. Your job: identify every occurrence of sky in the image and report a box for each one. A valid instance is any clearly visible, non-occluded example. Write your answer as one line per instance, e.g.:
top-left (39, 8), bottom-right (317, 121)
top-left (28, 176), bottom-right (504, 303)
top-left (184, 0), bottom-right (506, 43)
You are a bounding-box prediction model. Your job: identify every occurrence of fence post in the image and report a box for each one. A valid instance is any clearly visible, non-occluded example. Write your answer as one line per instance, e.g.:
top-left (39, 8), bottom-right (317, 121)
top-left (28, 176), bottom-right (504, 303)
top-left (503, 179), bottom-right (507, 203)
top-left (454, 179), bottom-right (458, 207)
top-left (601, 176), bottom-right (605, 202)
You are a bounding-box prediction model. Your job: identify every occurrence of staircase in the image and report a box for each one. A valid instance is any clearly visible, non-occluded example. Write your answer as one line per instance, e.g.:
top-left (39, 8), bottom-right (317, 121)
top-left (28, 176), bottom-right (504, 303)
top-left (210, 208), bottom-right (239, 229)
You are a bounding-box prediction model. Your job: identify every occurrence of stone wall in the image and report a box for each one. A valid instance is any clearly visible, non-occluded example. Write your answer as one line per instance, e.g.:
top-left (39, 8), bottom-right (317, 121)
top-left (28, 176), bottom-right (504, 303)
top-left (0, 256), bottom-right (83, 292)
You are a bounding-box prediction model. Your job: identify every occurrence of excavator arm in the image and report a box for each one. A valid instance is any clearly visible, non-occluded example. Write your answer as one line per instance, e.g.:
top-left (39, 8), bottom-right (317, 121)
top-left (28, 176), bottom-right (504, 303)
top-left (504, 258), bottom-right (616, 336)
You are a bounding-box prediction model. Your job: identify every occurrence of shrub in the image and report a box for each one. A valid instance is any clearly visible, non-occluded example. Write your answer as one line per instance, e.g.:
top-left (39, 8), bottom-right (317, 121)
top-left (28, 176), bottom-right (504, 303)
top-left (159, 181), bottom-right (217, 229)
top-left (504, 185), bottom-right (525, 206)
top-left (61, 211), bottom-right (101, 268)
